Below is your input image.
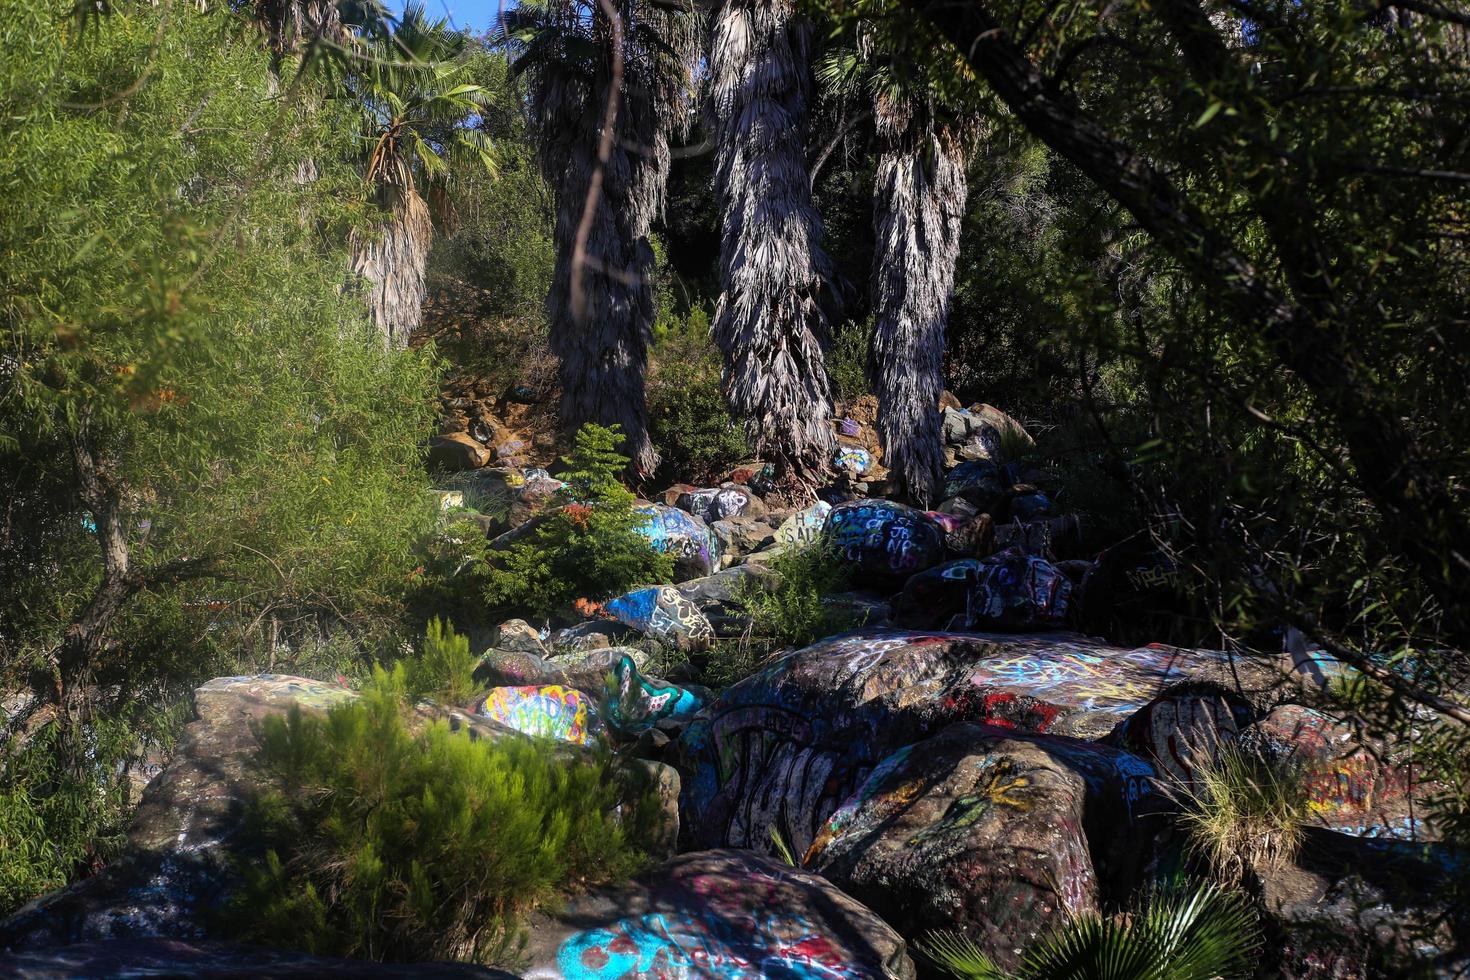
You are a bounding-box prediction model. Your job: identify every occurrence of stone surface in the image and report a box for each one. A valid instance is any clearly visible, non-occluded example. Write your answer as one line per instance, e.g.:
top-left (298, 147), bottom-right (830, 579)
top-left (674, 485), bottom-right (765, 524)
top-left (426, 432), bottom-right (490, 472)
top-left (493, 618), bottom-right (548, 657)
top-left (548, 646), bottom-right (650, 694)
top-left (476, 685), bottom-right (602, 745)
top-left (942, 460), bottom-right (1005, 507)
top-left (0, 939), bottom-right (515, 978)
top-left (1258, 828), bottom-right (1467, 978)
top-left (709, 513), bottom-right (783, 560)
top-left (632, 504), bottom-right (721, 581)
top-left (520, 849), bottom-right (915, 979)
top-left (891, 559), bottom-right (982, 629)
top-left (676, 629), bottom-right (1282, 856)
top-left (604, 585), bottom-right (716, 653)
top-left (807, 723), bottom-right (1158, 970)
top-left (926, 510), bottom-right (994, 557)
top-left (963, 551), bottom-right (1074, 630)
top-left (822, 500), bottom-right (946, 579)
top-left (991, 515), bottom-right (1083, 560)
top-left (941, 404), bottom-right (1033, 462)
top-left (507, 473), bottom-right (566, 530)
top-left (773, 500), bottom-right (831, 548)
top-left (473, 648), bottom-right (566, 689)
top-left (674, 565), bottom-right (772, 637)
top-left (602, 655), bottom-right (709, 737)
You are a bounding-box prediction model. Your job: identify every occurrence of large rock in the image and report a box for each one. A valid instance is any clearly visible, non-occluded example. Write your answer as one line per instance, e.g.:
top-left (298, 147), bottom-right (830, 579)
top-left (492, 618), bottom-right (548, 657)
top-left (426, 432), bottom-right (490, 472)
top-left (676, 629), bottom-right (1282, 856)
top-left (941, 404), bottom-right (1033, 461)
top-left (807, 723), bottom-right (1158, 969)
top-left (0, 938), bottom-right (514, 978)
top-left (476, 685), bottom-right (603, 745)
top-left (674, 484), bottom-right (765, 524)
top-left (963, 550), bottom-right (1074, 630)
top-left (942, 460), bottom-right (1005, 507)
top-left (520, 850), bottom-right (915, 979)
top-left (632, 504), bottom-right (721, 581)
top-left (1258, 829), bottom-right (1468, 978)
top-left (822, 500), bottom-right (946, 579)
top-left (773, 500), bottom-right (832, 548)
top-left (602, 655), bottom-right (709, 738)
top-left (674, 565), bottom-right (773, 637)
top-left (605, 585), bottom-right (716, 653)
top-left (507, 472), bottom-right (566, 530)
top-left (709, 513), bottom-right (783, 560)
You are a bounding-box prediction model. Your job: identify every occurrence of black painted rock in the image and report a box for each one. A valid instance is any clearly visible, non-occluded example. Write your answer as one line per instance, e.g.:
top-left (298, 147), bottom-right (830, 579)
top-left (0, 938), bottom-right (515, 978)
top-left (603, 585), bottom-right (715, 653)
top-left (892, 559), bottom-right (984, 629)
top-left (807, 723), bottom-right (1159, 970)
top-left (963, 550), bottom-right (1074, 630)
top-left (674, 484), bottom-right (765, 524)
top-left (822, 499), bottom-right (946, 579)
top-left (519, 849), bottom-right (915, 979)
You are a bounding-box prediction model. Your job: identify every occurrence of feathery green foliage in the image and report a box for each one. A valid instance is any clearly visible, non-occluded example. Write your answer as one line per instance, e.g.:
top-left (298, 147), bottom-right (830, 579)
top-left (923, 880), bottom-right (1260, 980)
top-left (485, 424), bottom-right (674, 616)
top-left (648, 329), bottom-right (749, 486)
top-left (231, 665), bottom-right (657, 965)
top-left (403, 617), bottom-right (479, 705)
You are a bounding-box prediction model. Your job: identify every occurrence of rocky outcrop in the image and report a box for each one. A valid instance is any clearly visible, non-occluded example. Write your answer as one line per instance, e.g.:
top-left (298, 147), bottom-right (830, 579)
top-left (426, 432), bottom-right (491, 472)
top-left (604, 585), bottom-right (716, 653)
top-left (674, 484), bottom-right (765, 524)
top-left (807, 723), bottom-right (1159, 971)
top-left (520, 849), bottom-right (915, 979)
top-left (675, 629), bottom-right (1279, 857)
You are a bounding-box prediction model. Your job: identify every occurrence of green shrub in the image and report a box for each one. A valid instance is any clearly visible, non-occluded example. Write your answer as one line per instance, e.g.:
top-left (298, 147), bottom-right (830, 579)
top-left (702, 544), bottom-right (862, 687)
top-left (403, 618), bottom-right (479, 705)
top-left (231, 666), bottom-right (657, 965)
top-left (1175, 742), bottom-right (1310, 887)
top-left (485, 424), bottom-right (674, 617)
top-left (923, 880), bottom-right (1260, 980)
top-left (827, 320), bottom-right (872, 406)
top-left (648, 329), bottom-right (748, 485)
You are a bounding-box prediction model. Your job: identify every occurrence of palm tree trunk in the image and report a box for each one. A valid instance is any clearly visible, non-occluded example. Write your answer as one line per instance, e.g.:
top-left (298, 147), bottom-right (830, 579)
top-left (349, 187), bottom-right (433, 349)
top-left (709, 0), bottom-right (838, 481)
top-left (870, 128), bottom-right (967, 505)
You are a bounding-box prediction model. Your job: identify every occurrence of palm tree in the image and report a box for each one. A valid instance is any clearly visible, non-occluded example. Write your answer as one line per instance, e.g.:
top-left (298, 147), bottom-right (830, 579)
top-left (819, 44), bottom-right (973, 504)
top-left (708, 0), bottom-right (840, 482)
top-left (506, 0), bottom-right (700, 477)
top-left (343, 6), bottom-right (495, 348)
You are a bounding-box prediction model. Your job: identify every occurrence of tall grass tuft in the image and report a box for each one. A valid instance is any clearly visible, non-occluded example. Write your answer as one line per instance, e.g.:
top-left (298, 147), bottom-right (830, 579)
top-left (1176, 742), bottom-right (1310, 886)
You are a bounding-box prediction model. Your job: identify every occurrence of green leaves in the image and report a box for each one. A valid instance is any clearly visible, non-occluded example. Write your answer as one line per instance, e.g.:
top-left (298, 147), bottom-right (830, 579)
top-left (923, 881), bottom-right (1260, 980)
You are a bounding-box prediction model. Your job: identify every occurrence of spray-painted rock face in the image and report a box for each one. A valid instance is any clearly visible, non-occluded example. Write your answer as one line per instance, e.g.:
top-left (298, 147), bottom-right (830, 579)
top-left (774, 500), bottom-right (831, 547)
top-left (675, 485), bottom-right (758, 524)
top-left (520, 849), bottom-right (916, 979)
top-left (833, 445), bottom-right (872, 476)
top-left (822, 500), bottom-right (946, 578)
top-left (676, 629), bottom-right (1260, 857)
top-left (601, 655), bottom-right (708, 737)
top-left (604, 585), bottom-right (715, 654)
top-left (965, 551), bottom-right (1074, 630)
top-left (477, 685), bottom-right (600, 745)
top-left (633, 504), bottom-right (721, 581)
top-left (807, 723), bottom-right (1159, 972)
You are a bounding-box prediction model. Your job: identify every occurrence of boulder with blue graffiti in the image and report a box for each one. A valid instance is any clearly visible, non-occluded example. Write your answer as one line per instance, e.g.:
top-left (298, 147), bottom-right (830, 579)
top-left (773, 499), bottom-right (831, 548)
top-left (632, 504), bottom-right (721, 581)
top-left (821, 499), bottom-right (947, 579)
top-left (519, 849), bottom-right (916, 979)
top-left (806, 722), bottom-right (1163, 972)
top-left (675, 629), bottom-right (1280, 857)
top-left (605, 585), bottom-right (716, 653)
top-left (601, 654), bottom-right (709, 738)
top-left (476, 685), bottom-right (603, 745)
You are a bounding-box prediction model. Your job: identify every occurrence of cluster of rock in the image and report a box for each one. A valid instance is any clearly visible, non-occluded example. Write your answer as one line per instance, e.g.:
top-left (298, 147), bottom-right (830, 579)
top-left (2, 402), bottom-right (1463, 978)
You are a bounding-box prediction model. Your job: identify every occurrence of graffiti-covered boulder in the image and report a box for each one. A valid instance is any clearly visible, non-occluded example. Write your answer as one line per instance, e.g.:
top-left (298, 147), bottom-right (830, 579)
top-left (833, 444), bottom-right (873, 477)
top-left (521, 849), bottom-right (916, 979)
top-left (548, 646), bottom-right (649, 694)
top-left (491, 618), bottom-right (548, 657)
top-left (602, 655), bottom-right (709, 737)
top-left (1244, 704), bottom-right (1430, 840)
top-left (507, 472), bottom-right (567, 530)
top-left (476, 685), bottom-right (601, 745)
top-left (807, 723), bottom-right (1158, 970)
top-left (941, 404), bottom-right (1033, 461)
top-left (926, 510), bottom-right (994, 557)
top-left (1008, 491), bottom-right (1054, 522)
top-left (823, 500), bottom-right (946, 579)
top-left (773, 499), bottom-right (831, 547)
top-left (963, 550), bottom-right (1074, 630)
top-left (675, 484), bottom-right (765, 524)
top-left (633, 504), bottom-right (721, 581)
top-left (605, 585), bottom-right (715, 653)
top-left (677, 629), bottom-right (1275, 855)
top-left (675, 565), bottom-right (774, 637)
top-left (1103, 683), bottom-right (1254, 792)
